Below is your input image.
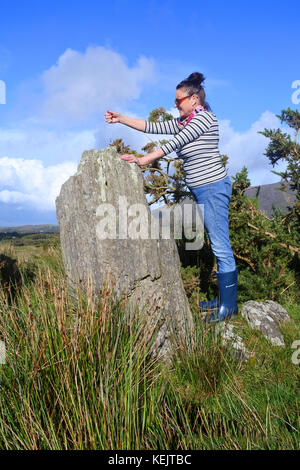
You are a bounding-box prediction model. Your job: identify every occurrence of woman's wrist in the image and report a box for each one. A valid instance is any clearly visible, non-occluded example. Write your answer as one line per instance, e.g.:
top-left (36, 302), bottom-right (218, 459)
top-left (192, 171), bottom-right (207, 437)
top-left (120, 147), bottom-right (165, 166)
top-left (138, 147), bottom-right (165, 165)
top-left (118, 113), bottom-right (125, 124)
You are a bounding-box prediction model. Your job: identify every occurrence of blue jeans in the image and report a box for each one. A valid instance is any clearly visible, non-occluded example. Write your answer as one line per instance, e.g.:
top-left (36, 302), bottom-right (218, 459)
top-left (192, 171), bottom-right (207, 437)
top-left (188, 175), bottom-right (236, 274)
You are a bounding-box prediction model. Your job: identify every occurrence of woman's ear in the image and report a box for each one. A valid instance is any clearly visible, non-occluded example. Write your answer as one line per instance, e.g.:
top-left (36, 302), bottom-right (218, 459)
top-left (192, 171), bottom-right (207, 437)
top-left (192, 95), bottom-right (199, 107)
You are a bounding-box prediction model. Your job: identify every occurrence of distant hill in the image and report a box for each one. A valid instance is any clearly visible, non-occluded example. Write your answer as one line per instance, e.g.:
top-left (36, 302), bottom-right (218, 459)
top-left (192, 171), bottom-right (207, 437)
top-left (0, 224), bottom-right (60, 234)
top-left (244, 181), bottom-right (297, 218)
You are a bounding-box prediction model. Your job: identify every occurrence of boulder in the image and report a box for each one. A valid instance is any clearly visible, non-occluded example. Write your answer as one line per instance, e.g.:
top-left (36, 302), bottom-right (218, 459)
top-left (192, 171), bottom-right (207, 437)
top-left (241, 300), bottom-right (290, 347)
top-left (56, 147), bottom-right (194, 359)
top-left (217, 323), bottom-right (251, 362)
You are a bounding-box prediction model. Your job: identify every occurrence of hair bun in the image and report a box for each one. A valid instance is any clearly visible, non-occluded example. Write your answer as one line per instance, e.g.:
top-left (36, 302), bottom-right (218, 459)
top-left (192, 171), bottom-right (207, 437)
top-left (187, 72), bottom-right (205, 85)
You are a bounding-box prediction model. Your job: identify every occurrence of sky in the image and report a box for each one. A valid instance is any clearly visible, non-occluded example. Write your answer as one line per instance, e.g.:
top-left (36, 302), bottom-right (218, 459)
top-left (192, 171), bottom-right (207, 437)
top-left (0, 0), bottom-right (299, 226)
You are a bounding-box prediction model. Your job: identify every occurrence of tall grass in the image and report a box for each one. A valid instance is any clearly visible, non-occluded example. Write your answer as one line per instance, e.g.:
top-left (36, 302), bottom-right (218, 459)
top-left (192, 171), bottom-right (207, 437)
top-left (0, 244), bottom-right (299, 449)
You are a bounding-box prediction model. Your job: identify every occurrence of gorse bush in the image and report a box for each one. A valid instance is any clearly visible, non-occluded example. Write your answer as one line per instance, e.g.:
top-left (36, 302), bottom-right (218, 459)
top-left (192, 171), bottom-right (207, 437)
top-left (229, 166), bottom-right (300, 304)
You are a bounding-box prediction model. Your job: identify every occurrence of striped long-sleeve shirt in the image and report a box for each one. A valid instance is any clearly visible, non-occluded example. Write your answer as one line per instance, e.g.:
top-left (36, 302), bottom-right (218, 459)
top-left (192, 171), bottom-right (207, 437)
top-left (144, 111), bottom-right (227, 188)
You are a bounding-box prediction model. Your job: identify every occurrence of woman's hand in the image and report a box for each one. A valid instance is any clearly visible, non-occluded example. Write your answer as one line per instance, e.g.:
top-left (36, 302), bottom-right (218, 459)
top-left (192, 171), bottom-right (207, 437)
top-left (105, 112), bottom-right (147, 131)
top-left (104, 110), bottom-right (122, 124)
top-left (120, 154), bottom-right (141, 165)
top-left (120, 148), bottom-right (165, 166)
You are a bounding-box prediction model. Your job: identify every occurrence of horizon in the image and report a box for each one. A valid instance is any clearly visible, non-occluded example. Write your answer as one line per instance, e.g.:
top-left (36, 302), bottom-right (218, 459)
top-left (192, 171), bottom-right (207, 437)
top-left (0, 177), bottom-right (295, 229)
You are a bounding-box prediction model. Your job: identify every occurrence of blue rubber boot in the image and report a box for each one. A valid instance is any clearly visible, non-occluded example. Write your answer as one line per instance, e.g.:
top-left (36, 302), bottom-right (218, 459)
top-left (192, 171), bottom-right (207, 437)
top-left (199, 295), bottom-right (219, 310)
top-left (204, 267), bottom-right (238, 323)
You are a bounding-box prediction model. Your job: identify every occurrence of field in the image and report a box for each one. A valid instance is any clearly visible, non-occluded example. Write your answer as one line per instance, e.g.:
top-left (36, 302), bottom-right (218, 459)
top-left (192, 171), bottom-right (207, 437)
top-left (0, 233), bottom-right (299, 450)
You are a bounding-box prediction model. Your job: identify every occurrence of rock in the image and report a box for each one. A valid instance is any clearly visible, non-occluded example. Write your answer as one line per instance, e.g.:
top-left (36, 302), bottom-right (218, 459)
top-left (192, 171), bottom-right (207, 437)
top-left (241, 300), bottom-right (290, 347)
top-left (217, 323), bottom-right (251, 362)
top-left (56, 147), bottom-right (194, 359)
top-left (0, 253), bottom-right (22, 296)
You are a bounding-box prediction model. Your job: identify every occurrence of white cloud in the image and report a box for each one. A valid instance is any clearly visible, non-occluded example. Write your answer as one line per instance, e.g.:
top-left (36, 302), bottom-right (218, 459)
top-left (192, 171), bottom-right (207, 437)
top-left (0, 123), bottom-right (96, 164)
top-left (39, 46), bottom-right (156, 123)
top-left (219, 110), bottom-right (290, 185)
top-left (0, 157), bottom-right (77, 210)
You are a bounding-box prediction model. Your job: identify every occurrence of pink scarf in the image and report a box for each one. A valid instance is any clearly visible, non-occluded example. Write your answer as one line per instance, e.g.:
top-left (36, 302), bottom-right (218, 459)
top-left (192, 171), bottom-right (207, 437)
top-left (178, 104), bottom-right (206, 127)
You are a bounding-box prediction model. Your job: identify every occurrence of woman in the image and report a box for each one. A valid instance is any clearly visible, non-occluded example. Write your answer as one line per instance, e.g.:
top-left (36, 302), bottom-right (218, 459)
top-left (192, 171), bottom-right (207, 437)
top-left (104, 72), bottom-right (238, 323)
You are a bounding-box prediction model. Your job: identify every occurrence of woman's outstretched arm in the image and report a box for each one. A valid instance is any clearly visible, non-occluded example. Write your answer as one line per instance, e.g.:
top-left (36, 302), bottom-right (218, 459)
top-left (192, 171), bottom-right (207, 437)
top-left (104, 110), bottom-right (180, 134)
top-left (105, 110), bottom-right (146, 131)
top-left (104, 110), bottom-right (167, 166)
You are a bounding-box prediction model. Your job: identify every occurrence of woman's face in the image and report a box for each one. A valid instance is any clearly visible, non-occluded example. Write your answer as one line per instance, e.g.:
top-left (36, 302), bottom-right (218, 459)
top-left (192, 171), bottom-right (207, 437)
top-left (175, 88), bottom-right (199, 120)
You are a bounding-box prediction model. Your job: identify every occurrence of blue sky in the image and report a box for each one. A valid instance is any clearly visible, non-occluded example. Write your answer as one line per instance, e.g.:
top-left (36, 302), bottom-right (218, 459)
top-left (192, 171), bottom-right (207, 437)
top-left (0, 0), bottom-right (299, 226)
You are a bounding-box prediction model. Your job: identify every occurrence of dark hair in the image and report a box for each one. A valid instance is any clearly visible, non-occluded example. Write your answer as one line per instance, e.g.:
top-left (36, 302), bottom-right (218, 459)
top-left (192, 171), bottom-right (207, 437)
top-left (176, 72), bottom-right (212, 111)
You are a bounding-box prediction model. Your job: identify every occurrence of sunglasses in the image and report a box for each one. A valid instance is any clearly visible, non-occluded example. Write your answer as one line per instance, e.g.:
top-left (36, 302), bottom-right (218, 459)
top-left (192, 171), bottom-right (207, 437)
top-left (175, 94), bottom-right (193, 106)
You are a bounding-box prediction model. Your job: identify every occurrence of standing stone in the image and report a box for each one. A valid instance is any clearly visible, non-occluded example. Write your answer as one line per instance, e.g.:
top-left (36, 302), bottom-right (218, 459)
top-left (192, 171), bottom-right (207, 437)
top-left (56, 147), bottom-right (194, 358)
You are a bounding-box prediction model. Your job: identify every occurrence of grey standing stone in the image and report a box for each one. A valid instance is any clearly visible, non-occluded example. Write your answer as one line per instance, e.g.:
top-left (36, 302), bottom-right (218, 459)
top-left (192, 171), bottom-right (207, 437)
top-left (56, 147), bottom-right (194, 359)
top-left (241, 300), bottom-right (290, 347)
